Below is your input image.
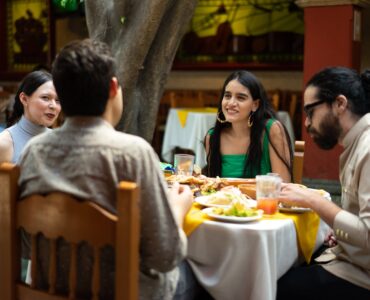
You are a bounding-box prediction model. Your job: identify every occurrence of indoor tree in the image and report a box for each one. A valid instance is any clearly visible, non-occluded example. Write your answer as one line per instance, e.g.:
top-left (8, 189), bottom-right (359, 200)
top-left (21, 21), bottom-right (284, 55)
top-left (84, 0), bottom-right (198, 141)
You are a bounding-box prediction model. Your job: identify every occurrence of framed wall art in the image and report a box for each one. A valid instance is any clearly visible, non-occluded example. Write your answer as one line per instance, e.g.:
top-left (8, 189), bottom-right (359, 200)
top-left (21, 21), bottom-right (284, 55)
top-left (174, 0), bottom-right (304, 70)
top-left (0, 0), bottom-right (54, 80)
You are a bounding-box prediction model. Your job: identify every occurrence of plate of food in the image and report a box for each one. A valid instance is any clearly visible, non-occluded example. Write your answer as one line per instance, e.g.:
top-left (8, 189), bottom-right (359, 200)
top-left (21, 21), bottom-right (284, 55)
top-left (308, 188), bottom-right (331, 201)
top-left (195, 195), bottom-right (231, 207)
top-left (165, 174), bottom-right (206, 185)
top-left (293, 184), bottom-right (331, 201)
top-left (202, 203), bottom-right (263, 223)
top-left (194, 188), bottom-right (257, 208)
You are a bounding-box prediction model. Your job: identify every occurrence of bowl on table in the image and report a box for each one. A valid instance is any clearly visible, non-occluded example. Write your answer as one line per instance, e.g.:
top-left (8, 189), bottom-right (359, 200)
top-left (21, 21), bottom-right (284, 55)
top-left (223, 178), bottom-right (256, 187)
top-left (238, 183), bottom-right (256, 199)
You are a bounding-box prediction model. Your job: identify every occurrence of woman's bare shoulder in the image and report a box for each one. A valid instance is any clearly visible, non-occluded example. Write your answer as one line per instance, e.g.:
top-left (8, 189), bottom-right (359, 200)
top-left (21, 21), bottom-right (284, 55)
top-left (0, 130), bottom-right (13, 162)
top-left (0, 129), bottom-right (12, 144)
top-left (269, 120), bottom-right (285, 137)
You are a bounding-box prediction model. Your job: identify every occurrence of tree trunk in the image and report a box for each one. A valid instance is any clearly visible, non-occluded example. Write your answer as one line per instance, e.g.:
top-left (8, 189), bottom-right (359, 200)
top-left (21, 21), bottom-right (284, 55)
top-left (84, 0), bottom-right (198, 141)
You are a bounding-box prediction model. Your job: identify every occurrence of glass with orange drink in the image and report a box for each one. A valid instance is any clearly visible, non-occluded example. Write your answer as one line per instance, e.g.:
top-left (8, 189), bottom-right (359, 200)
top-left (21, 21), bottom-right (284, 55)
top-left (256, 174), bottom-right (282, 215)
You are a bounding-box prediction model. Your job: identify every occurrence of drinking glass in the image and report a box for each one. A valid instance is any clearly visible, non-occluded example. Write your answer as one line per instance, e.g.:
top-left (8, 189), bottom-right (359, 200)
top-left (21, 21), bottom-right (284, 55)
top-left (174, 154), bottom-right (195, 176)
top-left (256, 174), bottom-right (282, 214)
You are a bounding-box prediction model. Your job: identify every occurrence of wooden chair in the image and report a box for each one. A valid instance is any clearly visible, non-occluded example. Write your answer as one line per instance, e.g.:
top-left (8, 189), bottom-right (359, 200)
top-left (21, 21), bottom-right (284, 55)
top-left (199, 90), bottom-right (220, 107)
top-left (0, 91), bottom-right (11, 111)
top-left (289, 92), bottom-right (298, 122)
top-left (153, 89), bottom-right (206, 158)
top-left (169, 90), bottom-right (205, 108)
top-left (267, 90), bottom-right (281, 111)
top-left (293, 140), bottom-right (305, 184)
top-left (0, 163), bottom-right (140, 300)
top-left (0, 91), bottom-right (11, 126)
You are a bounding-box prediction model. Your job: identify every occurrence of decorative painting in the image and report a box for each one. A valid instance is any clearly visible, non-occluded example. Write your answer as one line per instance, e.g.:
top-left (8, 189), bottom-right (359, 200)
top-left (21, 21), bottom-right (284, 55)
top-left (6, 0), bottom-right (51, 72)
top-left (174, 0), bottom-right (304, 70)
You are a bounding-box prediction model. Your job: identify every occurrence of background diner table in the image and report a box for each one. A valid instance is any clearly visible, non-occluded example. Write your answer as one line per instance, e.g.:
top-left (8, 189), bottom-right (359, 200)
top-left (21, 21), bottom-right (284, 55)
top-left (161, 108), bottom-right (295, 167)
top-left (162, 107), bottom-right (217, 167)
top-left (187, 216), bottom-right (329, 300)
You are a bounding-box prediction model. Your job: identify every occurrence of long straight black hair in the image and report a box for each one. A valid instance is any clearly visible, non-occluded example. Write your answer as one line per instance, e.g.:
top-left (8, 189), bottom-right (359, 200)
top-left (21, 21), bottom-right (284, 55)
top-left (205, 70), bottom-right (293, 179)
top-left (7, 70), bottom-right (53, 127)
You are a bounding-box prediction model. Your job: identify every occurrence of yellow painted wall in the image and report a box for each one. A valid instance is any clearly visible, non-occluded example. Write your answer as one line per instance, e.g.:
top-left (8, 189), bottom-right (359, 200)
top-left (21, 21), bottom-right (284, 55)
top-left (5, 7), bottom-right (370, 92)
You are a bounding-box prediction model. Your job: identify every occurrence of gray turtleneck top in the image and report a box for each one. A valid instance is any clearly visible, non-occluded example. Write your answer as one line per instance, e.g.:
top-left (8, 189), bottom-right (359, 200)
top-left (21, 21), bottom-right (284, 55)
top-left (7, 116), bottom-right (50, 163)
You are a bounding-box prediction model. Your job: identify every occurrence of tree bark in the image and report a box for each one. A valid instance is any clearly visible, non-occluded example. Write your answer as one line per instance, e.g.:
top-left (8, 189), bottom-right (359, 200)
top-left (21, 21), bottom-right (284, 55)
top-left (84, 0), bottom-right (198, 141)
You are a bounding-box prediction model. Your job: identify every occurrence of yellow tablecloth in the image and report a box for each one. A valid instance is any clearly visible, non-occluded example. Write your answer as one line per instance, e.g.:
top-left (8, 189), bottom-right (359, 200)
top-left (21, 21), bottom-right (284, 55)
top-left (176, 107), bottom-right (218, 127)
top-left (184, 204), bottom-right (320, 264)
top-left (265, 211), bottom-right (320, 264)
top-left (183, 203), bottom-right (211, 235)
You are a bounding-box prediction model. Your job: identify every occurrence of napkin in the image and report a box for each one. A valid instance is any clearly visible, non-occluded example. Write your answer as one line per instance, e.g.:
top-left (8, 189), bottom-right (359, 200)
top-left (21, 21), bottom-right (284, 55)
top-left (176, 107), bottom-right (218, 128)
top-left (160, 162), bottom-right (173, 171)
top-left (265, 211), bottom-right (321, 264)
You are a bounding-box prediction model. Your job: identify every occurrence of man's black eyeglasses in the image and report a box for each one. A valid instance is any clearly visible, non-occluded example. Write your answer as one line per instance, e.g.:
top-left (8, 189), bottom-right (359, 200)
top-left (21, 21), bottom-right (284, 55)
top-left (303, 100), bottom-right (326, 119)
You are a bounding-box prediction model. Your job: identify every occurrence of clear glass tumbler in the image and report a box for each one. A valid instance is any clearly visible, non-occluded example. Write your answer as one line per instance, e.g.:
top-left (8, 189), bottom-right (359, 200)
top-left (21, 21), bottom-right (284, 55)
top-left (256, 174), bottom-right (282, 214)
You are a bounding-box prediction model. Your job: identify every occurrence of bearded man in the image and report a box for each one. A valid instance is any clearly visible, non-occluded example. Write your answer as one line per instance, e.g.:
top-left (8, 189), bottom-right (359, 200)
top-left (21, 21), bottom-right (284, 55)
top-left (276, 67), bottom-right (370, 299)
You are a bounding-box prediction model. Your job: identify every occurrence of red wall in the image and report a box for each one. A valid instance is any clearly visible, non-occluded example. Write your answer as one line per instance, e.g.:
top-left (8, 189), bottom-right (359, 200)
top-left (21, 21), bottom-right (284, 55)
top-left (302, 5), bottom-right (361, 180)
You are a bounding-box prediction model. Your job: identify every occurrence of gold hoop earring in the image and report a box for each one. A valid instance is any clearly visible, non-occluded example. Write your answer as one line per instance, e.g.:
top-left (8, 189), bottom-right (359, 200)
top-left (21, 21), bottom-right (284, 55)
top-left (217, 112), bottom-right (227, 123)
top-left (248, 112), bottom-right (254, 128)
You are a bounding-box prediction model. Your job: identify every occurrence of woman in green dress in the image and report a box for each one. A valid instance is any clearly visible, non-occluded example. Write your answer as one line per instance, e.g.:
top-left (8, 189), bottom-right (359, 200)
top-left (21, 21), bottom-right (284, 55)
top-left (204, 70), bottom-right (293, 182)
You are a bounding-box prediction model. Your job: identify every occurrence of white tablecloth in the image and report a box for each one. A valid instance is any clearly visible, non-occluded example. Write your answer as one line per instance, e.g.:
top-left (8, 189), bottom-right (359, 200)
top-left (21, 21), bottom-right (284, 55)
top-left (161, 109), bottom-right (295, 168)
top-left (162, 108), bottom-right (216, 167)
top-left (187, 218), bottom-right (329, 300)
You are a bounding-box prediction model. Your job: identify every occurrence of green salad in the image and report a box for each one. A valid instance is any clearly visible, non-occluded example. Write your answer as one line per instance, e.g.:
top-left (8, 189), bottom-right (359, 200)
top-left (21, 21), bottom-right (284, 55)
top-left (212, 202), bottom-right (259, 217)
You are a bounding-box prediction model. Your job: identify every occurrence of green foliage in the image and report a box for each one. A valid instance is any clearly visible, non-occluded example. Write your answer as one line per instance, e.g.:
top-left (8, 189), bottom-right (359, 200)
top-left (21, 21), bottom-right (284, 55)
top-left (52, 0), bottom-right (81, 12)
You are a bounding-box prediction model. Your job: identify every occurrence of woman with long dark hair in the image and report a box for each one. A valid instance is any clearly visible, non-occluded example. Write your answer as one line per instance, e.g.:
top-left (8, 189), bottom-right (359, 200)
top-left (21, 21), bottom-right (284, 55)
top-left (0, 70), bottom-right (61, 163)
top-left (205, 70), bottom-right (293, 182)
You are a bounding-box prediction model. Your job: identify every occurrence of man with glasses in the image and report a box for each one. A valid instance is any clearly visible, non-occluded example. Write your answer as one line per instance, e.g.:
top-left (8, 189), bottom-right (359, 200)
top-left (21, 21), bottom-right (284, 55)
top-left (277, 66), bottom-right (370, 299)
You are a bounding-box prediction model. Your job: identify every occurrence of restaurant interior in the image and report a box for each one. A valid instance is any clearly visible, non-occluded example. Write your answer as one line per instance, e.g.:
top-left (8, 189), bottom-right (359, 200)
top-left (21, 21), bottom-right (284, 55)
top-left (1, 1), bottom-right (370, 300)
top-left (0, 1), bottom-right (370, 192)
top-left (1, 1), bottom-right (369, 186)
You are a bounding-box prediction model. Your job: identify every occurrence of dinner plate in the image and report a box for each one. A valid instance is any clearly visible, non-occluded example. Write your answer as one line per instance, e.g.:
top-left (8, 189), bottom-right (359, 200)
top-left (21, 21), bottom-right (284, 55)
top-left (202, 207), bottom-right (263, 223)
top-left (194, 195), bottom-right (257, 208)
top-left (194, 195), bottom-right (231, 208)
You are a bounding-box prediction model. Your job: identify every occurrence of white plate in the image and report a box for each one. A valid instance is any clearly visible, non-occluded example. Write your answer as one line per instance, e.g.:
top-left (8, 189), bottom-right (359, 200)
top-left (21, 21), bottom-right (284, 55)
top-left (308, 188), bottom-right (331, 201)
top-left (194, 195), bottom-right (231, 208)
top-left (202, 207), bottom-right (263, 223)
top-left (279, 205), bottom-right (312, 214)
top-left (194, 195), bottom-right (257, 208)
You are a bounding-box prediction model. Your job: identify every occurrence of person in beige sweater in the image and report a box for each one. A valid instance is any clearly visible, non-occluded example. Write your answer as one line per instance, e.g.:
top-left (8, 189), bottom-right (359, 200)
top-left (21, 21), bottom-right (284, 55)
top-left (277, 67), bottom-right (370, 299)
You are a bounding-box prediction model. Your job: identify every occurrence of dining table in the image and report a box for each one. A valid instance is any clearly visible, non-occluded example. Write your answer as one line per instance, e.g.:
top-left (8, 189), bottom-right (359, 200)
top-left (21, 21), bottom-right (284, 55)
top-left (185, 208), bottom-right (329, 300)
top-left (161, 107), bottom-right (217, 167)
top-left (161, 108), bottom-right (295, 168)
